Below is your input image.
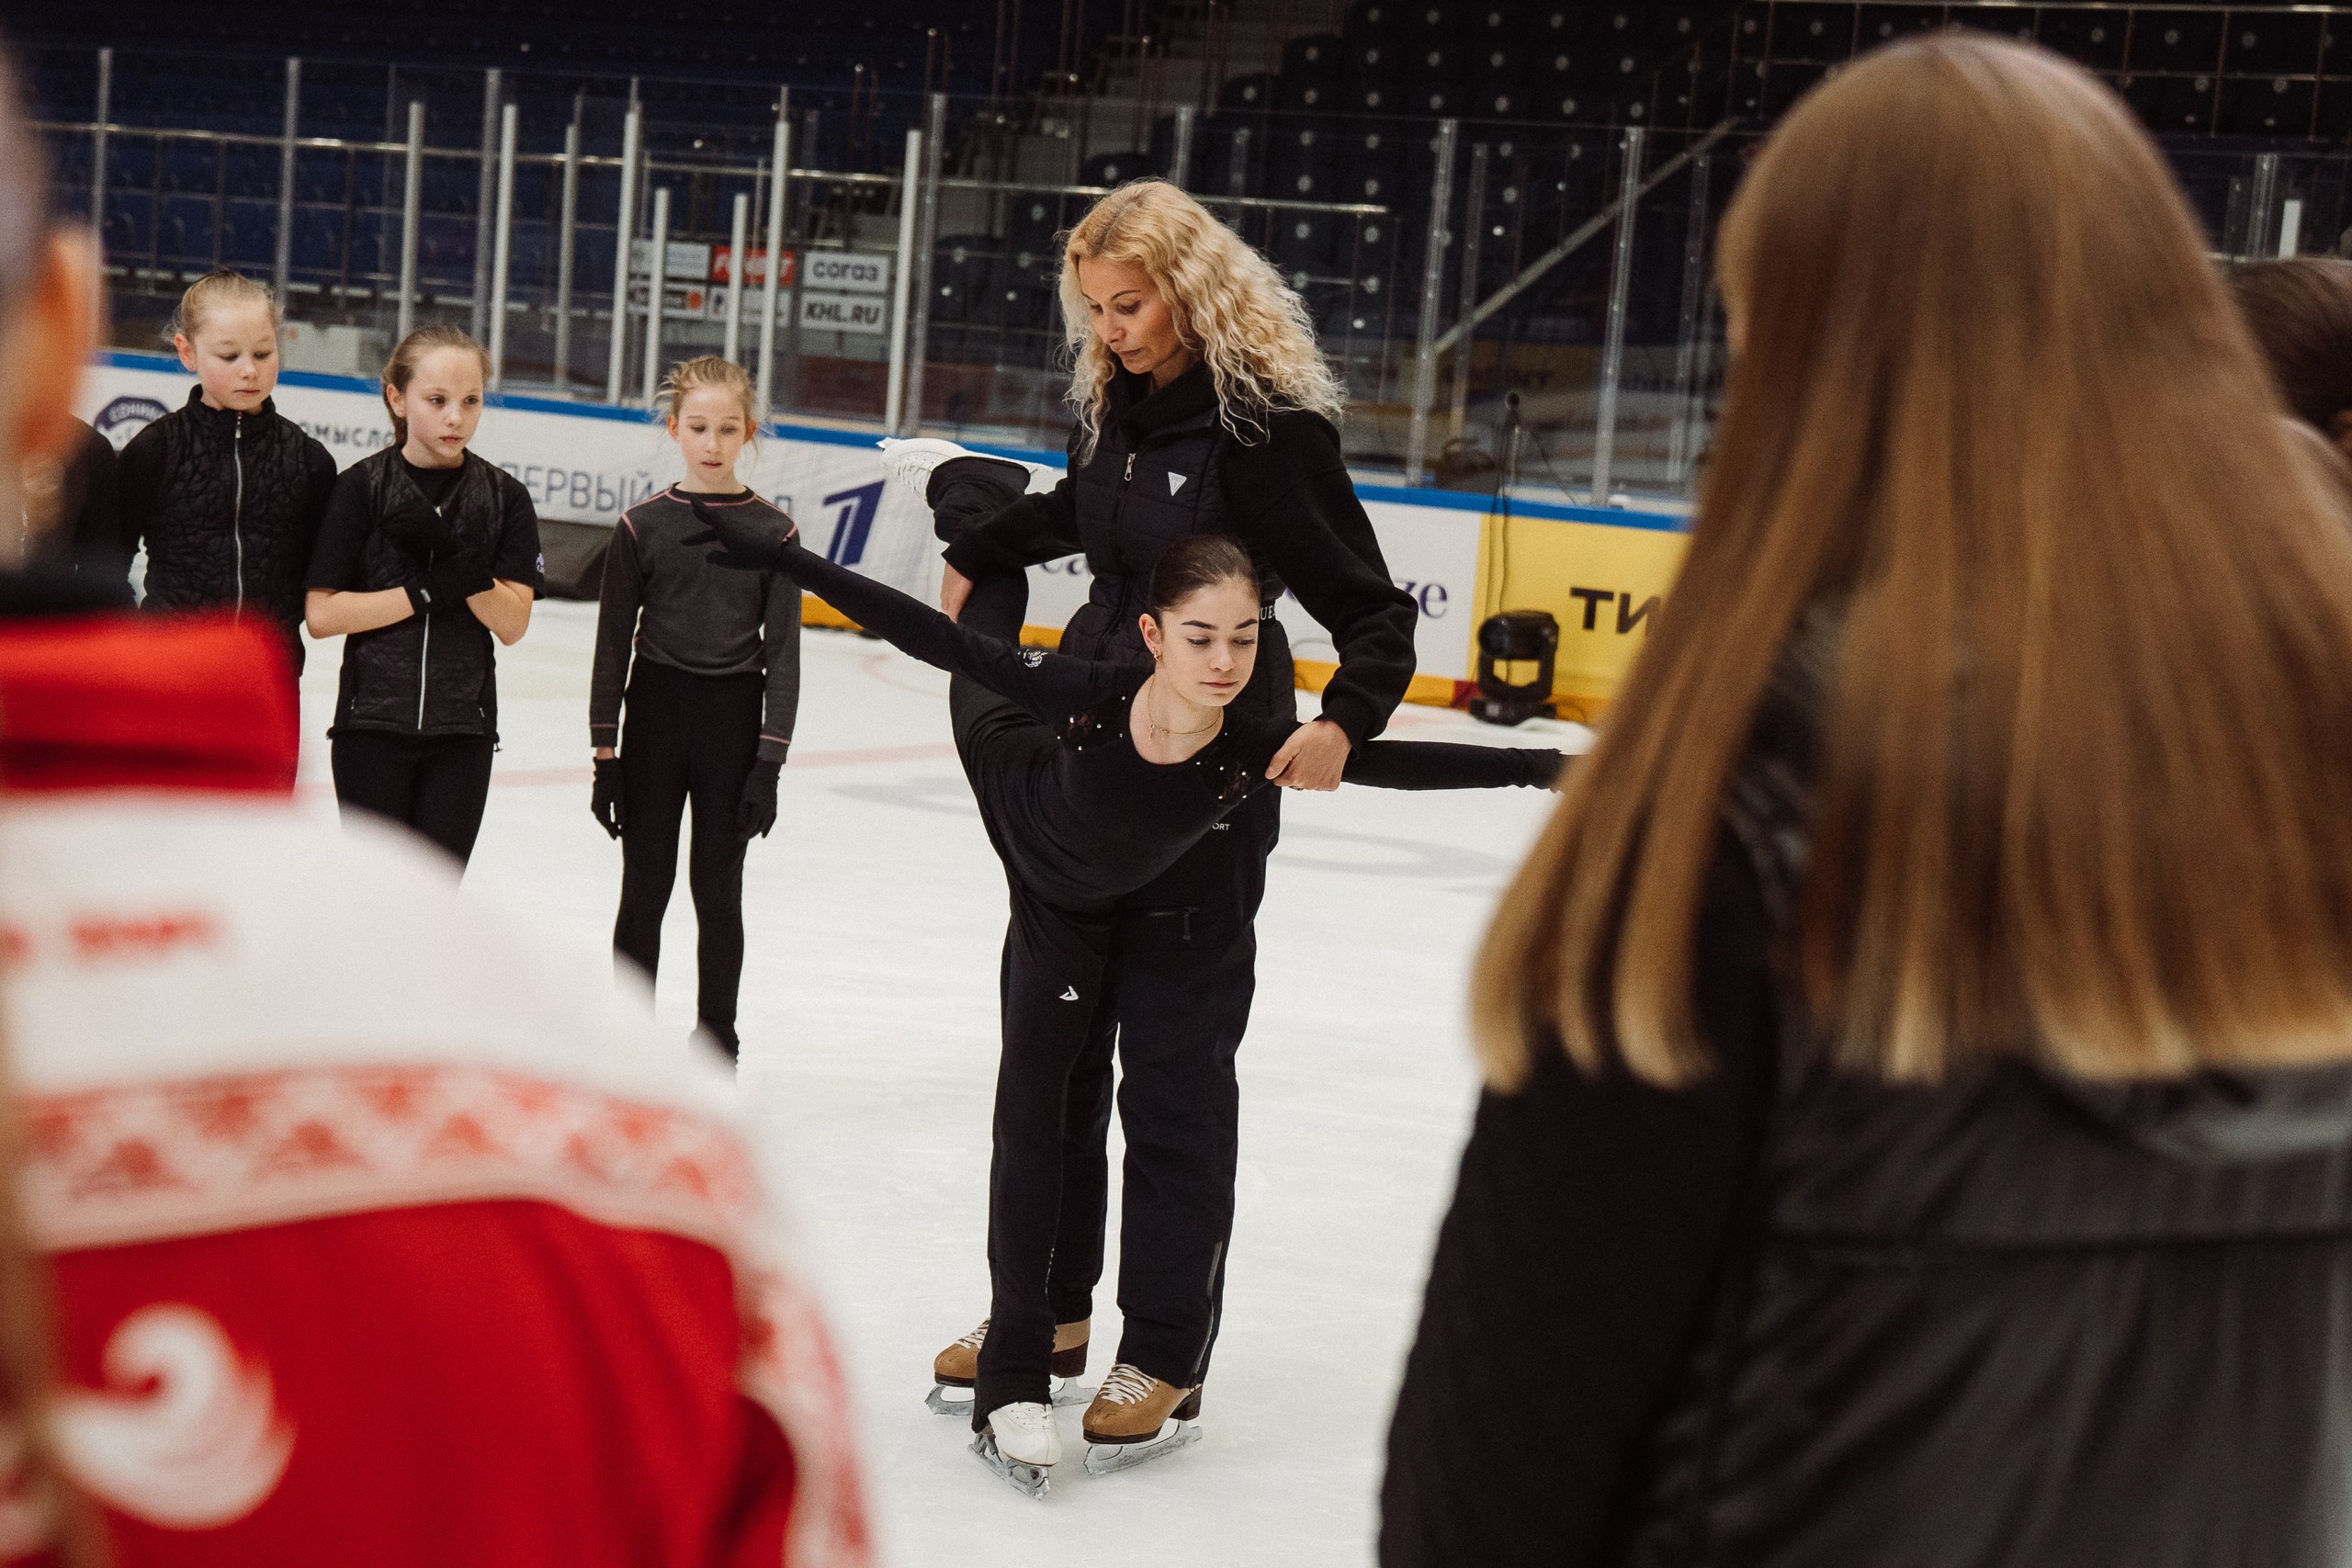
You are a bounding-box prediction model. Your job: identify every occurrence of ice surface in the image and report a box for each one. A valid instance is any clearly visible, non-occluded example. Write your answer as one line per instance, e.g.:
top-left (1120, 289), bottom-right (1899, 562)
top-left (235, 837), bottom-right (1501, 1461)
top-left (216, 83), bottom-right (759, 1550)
top-left (296, 602), bottom-right (1584, 1566)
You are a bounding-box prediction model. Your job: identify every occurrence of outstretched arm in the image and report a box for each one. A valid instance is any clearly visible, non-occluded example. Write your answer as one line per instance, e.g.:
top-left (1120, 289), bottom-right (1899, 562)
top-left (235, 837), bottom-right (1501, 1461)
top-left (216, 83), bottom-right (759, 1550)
top-left (1341, 740), bottom-right (1568, 792)
top-left (693, 498), bottom-right (1130, 722)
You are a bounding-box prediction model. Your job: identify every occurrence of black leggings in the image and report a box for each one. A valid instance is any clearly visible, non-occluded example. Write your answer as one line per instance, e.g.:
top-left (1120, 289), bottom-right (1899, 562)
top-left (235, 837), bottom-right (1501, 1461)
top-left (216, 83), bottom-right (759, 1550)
top-left (613, 659), bottom-right (763, 1056)
top-left (331, 729), bottom-right (496, 867)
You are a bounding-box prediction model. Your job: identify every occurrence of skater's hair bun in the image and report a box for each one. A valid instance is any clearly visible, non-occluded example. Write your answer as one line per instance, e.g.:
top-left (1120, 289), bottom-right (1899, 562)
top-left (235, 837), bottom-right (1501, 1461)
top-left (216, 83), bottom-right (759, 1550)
top-left (1146, 534), bottom-right (1256, 619)
top-left (173, 269), bottom-right (278, 344)
top-left (380, 326), bottom-right (489, 447)
top-left (659, 356), bottom-right (761, 436)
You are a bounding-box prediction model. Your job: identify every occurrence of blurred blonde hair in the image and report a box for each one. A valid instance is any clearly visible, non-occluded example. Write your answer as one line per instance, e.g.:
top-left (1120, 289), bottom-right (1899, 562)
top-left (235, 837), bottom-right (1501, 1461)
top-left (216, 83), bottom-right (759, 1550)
top-left (1476, 36), bottom-right (2352, 1091)
top-left (659, 355), bottom-right (760, 435)
top-left (1058, 180), bottom-right (1342, 458)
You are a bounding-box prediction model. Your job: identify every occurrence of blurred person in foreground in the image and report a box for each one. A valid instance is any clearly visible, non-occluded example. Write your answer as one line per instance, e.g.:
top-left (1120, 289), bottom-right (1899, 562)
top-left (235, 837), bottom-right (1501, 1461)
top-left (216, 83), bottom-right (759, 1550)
top-left (2233, 255), bottom-right (2352, 463)
top-left (0, 52), bottom-right (868, 1568)
top-left (1382, 35), bottom-right (2352, 1568)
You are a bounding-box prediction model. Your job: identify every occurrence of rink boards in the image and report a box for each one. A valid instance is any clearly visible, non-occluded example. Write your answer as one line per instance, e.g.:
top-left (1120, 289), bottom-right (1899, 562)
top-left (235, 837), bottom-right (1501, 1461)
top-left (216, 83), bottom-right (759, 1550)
top-left (77, 352), bottom-right (1690, 718)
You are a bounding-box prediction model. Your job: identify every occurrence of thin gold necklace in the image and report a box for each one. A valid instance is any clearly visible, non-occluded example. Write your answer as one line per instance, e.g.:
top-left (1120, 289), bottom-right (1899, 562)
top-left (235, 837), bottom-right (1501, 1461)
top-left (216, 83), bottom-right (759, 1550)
top-left (1143, 675), bottom-right (1221, 739)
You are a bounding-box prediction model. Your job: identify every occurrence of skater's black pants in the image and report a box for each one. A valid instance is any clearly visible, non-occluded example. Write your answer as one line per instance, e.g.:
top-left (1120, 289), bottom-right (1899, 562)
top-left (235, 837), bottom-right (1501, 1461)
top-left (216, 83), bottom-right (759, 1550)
top-left (613, 658), bottom-right (763, 1056)
top-left (959, 563), bottom-right (1275, 1423)
top-left (332, 729), bottom-right (496, 867)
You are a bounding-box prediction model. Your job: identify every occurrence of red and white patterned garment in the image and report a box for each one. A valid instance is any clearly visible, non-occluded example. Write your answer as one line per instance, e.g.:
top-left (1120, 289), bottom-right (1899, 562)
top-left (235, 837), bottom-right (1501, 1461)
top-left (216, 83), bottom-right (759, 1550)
top-left (0, 610), bottom-right (870, 1567)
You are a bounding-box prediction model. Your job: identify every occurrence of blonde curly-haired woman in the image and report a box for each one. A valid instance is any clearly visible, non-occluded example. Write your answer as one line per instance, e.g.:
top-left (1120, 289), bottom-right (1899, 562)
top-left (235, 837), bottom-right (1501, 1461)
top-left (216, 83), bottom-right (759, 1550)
top-left (917, 179), bottom-right (1419, 1478)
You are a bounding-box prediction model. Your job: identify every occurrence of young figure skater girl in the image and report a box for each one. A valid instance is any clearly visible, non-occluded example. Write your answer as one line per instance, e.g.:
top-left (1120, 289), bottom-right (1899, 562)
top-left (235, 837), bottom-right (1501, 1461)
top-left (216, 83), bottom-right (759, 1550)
top-left (588, 357), bottom-right (801, 1060)
top-left (118, 268), bottom-right (337, 665)
top-left (695, 457), bottom-right (1561, 1494)
top-left (304, 327), bottom-right (542, 868)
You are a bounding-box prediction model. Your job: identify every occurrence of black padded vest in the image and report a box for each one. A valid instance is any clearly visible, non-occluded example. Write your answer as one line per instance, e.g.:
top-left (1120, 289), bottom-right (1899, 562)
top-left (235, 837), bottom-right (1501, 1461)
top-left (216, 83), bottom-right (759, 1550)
top-left (331, 449), bottom-right (525, 739)
top-left (135, 388), bottom-right (330, 629)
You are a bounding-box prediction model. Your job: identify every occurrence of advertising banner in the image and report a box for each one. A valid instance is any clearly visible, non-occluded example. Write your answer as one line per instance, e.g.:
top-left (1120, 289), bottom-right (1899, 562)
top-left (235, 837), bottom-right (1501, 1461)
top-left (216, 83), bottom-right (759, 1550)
top-left (75, 350), bottom-right (1692, 698)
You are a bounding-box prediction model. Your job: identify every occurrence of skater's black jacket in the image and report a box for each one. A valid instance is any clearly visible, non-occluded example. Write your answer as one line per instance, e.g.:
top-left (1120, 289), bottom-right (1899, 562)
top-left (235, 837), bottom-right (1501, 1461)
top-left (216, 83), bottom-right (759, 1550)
top-left (766, 535), bottom-right (1558, 910)
top-left (937, 363), bottom-right (1419, 750)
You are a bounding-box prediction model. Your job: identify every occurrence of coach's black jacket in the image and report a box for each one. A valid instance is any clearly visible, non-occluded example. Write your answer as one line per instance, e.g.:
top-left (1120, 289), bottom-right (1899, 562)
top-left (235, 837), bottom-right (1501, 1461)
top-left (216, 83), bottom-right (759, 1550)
top-left (940, 362), bottom-right (1418, 744)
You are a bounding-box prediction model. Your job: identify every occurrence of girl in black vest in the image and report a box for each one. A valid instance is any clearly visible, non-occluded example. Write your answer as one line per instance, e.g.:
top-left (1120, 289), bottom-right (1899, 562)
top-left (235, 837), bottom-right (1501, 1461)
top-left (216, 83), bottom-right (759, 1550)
top-left (1385, 38), bottom-right (2352, 1568)
top-left (117, 269), bottom-right (337, 666)
top-left (303, 328), bottom-right (541, 868)
top-left (924, 180), bottom-right (1420, 1474)
top-left (588, 356), bottom-right (801, 1060)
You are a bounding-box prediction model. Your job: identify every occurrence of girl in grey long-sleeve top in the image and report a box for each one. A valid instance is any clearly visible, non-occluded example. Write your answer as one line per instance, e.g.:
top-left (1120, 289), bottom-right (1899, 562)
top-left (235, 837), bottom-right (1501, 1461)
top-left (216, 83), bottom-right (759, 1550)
top-left (586, 357), bottom-right (800, 1059)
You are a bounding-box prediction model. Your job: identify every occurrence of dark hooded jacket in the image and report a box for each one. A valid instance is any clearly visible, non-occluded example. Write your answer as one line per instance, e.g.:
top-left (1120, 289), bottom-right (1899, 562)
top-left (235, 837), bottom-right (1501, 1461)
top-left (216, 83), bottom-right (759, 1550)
top-left (1383, 615), bottom-right (2352, 1568)
top-left (118, 387), bottom-right (336, 633)
top-left (939, 362), bottom-right (1418, 745)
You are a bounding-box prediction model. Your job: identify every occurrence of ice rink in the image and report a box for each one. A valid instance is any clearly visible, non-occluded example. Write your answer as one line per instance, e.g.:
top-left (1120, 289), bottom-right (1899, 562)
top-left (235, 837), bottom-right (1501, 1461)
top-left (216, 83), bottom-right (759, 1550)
top-left (295, 598), bottom-right (1582, 1566)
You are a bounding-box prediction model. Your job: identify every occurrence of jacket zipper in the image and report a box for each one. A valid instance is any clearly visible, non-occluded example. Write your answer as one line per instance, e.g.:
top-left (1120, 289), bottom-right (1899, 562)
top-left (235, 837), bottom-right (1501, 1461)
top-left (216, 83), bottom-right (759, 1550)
top-left (231, 413), bottom-right (246, 616)
top-left (416, 588), bottom-right (432, 730)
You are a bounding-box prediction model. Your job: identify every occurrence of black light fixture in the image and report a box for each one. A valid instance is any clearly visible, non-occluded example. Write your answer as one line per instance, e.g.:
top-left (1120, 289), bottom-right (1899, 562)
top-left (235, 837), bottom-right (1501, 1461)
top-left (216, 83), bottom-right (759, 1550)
top-left (1469, 610), bottom-right (1559, 727)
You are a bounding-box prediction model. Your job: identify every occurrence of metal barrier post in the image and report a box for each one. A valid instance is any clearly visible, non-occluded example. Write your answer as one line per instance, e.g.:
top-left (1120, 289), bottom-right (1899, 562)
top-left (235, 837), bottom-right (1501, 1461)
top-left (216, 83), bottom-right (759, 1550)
top-left (1227, 125), bottom-right (1250, 196)
top-left (642, 186), bottom-right (671, 407)
top-left (396, 100), bottom-right (424, 340)
top-left (1589, 125), bottom-right (1645, 506)
top-left (273, 58), bottom-right (300, 302)
top-left (1666, 152), bottom-right (1713, 488)
top-left (2247, 152), bottom-right (2281, 261)
top-left (91, 48), bottom-right (110, 234)
top-left (1404, 118), bottom-right (1460, 487)
top-left (470, 69), bottom-right (502, 341)
top-left (605, 105), bottom-right (642, 403)
top-left (900, 93), bottom-right (948, 436)
top-left (552, 110), bottom-right (581, 390)
top-left (1170, 103), bottom-right (1195, 189)
top-left (488, 102), bottom-right (517, 388)
top-left (1448, 141), bottom-right (1489, 446)
top-left (755, 93), bottom-right (791, 417)
top-left (722, 190), bottom-right (750, 364)
top-left (884, 127), bottom-right (922, 433)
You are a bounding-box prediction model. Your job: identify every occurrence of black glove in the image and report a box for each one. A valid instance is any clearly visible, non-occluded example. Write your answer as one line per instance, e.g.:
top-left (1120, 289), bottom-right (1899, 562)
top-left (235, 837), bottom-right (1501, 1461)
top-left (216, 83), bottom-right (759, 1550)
top-left (404, 550), bottom-right (495, 618)
top-left (592, 755), bottom-right (625, 840)
top-left (380, 495), bottom-right (459, 558)
top-left (430, 547), bottom-right (497, 604)
top-left (685, 495), bottom-right (797, 571)
top-left (738, 758), bottom-right (782, 842)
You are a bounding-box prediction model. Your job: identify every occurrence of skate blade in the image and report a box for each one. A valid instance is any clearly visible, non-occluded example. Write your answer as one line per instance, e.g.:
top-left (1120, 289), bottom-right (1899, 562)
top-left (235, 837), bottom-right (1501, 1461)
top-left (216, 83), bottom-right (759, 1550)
top-left (970, 1430), bottom-right (1052, 1500)
top-left (1082, 1419), bottom-right (1202, 1478)
top-left (927, 1377), bottom-right (1087, 1416)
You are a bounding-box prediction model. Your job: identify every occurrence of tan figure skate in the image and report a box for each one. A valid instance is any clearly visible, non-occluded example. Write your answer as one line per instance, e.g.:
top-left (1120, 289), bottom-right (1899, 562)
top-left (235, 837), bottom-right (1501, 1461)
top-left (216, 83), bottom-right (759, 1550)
top-left (924, 1316), bottom-right (1091, 1415)
top-left (1080, 1363), bottom-right (1204, 1476)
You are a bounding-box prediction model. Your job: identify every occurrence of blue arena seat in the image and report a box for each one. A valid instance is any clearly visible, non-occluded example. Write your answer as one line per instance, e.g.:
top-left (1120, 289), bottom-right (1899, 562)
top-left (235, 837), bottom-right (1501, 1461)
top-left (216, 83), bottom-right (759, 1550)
top-left (2034, 10), bottom-right (2128, 72)
top-left (1763, 4), bottom-right (1854, 66)
top-left (2218, 75), bottom-right (2315, 137)
top-left (2225, 12), bottom-right (2327, 76)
